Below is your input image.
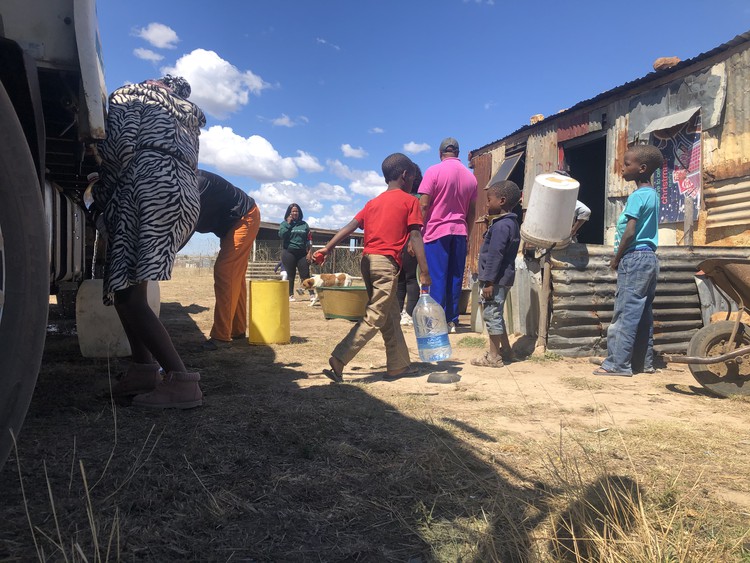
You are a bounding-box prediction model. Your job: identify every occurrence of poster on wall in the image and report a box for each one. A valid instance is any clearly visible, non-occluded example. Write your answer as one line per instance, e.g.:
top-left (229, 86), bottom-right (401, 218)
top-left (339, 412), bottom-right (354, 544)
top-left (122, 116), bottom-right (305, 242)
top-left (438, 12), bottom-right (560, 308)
top-left (650, 113), bottom-right (702, 224)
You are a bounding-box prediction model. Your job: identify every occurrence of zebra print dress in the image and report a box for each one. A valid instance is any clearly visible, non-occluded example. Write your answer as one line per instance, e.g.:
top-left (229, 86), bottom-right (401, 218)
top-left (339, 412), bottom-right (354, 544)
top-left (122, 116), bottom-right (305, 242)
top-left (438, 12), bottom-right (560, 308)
top-left (94, 82), bottom-right (206, 305)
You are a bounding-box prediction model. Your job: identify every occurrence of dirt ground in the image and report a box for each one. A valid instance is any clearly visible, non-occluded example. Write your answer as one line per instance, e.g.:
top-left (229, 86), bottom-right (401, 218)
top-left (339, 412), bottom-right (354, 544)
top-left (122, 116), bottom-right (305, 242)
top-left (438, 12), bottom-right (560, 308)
top-left (1, 266), bottom-right (749, 561)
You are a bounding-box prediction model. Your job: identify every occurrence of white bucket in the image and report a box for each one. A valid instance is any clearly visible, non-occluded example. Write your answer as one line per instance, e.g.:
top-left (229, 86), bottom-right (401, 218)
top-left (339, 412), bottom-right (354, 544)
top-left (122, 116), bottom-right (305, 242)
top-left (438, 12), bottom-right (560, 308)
top-left (76, 279), bottom-right (161, 358)
top-left (521, 173), bottom-right (580, 249)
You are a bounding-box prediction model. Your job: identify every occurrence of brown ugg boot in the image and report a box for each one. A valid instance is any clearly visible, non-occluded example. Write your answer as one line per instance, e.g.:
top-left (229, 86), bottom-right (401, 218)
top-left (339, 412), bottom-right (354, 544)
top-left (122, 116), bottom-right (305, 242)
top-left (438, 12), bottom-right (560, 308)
top-left (112, 362), bottom-right (162, 397)
top-left (132, 371), bottom-right (203, 409)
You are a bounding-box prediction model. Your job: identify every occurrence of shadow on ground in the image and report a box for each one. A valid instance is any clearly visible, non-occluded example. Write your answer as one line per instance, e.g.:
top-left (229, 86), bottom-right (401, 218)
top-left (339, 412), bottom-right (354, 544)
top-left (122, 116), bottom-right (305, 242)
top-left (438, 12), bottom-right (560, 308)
top-left (1, 300), bottom-right (567, 561)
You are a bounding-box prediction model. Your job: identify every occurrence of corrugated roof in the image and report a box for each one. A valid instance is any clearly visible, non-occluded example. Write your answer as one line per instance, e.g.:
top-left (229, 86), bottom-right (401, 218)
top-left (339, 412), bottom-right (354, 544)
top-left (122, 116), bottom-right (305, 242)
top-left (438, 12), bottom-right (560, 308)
top-left (470, 30), bottom-right (750, 157)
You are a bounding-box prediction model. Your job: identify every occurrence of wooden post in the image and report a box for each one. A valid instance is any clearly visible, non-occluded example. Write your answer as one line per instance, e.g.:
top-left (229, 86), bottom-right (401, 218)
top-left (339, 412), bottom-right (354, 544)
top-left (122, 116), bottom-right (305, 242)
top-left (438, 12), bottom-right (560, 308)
top-left (536, 252), bottom-right (552, 352)
top-left (683, 195), bottom-right (694, 248)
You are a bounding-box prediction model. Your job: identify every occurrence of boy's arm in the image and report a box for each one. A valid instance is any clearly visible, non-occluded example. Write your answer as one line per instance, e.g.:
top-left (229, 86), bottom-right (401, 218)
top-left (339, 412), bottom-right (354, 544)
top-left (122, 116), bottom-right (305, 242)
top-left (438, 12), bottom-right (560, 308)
top-left (610, 217), bottom-right (637, 270)
top-left (408, 228), bottom-right (431, 287)
top-left (316, 219), bottom-right (361, 257)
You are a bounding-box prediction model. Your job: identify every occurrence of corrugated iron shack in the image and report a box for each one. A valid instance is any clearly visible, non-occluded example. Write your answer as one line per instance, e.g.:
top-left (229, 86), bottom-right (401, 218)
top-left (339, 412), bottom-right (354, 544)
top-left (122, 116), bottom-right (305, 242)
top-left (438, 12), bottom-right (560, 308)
top-left (467, 30), bottom-right (750, 357)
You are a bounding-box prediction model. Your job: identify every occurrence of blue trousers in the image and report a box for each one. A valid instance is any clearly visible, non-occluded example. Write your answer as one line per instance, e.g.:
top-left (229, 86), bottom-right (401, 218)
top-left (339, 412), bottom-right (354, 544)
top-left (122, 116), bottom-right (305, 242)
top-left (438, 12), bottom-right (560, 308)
top-left (602, 250), bottom-right (659, 374)
top-left (424, 235), bottom-right (467, 324)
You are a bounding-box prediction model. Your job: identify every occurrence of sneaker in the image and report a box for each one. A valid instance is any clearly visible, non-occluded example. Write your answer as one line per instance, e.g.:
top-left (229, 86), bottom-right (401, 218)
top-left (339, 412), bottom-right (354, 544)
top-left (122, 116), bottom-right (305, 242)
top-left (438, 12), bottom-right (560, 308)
top-left (400, 311), bottom-right (413, 326)
top-left (289, 296), bottom-right (296, 302)
top-left (448, 322), bottom-right (456, 334)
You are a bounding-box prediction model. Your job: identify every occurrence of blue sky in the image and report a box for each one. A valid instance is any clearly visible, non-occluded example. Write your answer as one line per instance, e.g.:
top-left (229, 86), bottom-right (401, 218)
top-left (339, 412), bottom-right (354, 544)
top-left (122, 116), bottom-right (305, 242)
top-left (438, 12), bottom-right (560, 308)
top-left (97, 0), bottom-right (750, 254)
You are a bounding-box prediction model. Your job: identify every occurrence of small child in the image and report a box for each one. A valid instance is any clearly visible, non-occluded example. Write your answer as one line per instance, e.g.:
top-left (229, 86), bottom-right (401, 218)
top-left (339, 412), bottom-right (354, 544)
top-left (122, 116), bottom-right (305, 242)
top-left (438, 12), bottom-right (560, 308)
top-left (472, 180), bottom-right (522, 368)
top-left (315, 153), bottom-right (431, 382)
top-left (593, 144), bottom-right (663, 377)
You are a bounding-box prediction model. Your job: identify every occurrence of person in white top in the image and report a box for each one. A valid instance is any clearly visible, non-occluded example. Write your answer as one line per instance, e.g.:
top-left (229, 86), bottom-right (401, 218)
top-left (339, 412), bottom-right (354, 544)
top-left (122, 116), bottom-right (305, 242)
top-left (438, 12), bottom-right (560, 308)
top-left (571, 199), bottom-right (591, 243)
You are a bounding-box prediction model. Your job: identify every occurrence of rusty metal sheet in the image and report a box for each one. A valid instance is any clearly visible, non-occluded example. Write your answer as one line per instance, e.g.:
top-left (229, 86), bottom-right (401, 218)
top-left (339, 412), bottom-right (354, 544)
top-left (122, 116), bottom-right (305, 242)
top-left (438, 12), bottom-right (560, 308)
top-left (627, 62), bottom-right (726, 142)
top-left (704, 177), bottom-right (750, 228)
top-left (556, 112), bottom-right (591, 143)
top-left (522, 127), bottom-right (558, 208)
top-left (543, 245), bottom-right (750, 357)
top-left (466, 152), bottom-right (493, 285)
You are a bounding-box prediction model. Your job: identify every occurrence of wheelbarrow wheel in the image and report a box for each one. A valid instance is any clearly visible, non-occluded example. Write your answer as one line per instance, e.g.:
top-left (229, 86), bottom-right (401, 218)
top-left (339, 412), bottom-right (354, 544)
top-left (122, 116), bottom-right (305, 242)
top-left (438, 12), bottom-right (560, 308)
top-left (686, 320), bottom-right (750, 398)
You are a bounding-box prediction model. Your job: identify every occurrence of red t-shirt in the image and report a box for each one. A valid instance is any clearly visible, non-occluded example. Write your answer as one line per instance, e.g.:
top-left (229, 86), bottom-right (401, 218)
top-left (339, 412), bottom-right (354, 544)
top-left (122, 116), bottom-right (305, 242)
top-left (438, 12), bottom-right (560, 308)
top-left (354, 189), bottom-right (422, 266)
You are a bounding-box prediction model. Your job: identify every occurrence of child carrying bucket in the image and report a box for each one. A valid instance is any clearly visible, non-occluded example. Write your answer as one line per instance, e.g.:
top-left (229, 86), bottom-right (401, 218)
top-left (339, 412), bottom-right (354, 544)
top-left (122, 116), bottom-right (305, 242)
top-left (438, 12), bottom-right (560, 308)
top-left (314, 153), bottom-right (431, 383)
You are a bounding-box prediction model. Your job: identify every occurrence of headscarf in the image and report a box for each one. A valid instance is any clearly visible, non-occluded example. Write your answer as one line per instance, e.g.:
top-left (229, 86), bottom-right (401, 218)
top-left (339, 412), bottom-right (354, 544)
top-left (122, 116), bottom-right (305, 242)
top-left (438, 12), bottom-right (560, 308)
top-left (155, 74), bottom-right (192, 99)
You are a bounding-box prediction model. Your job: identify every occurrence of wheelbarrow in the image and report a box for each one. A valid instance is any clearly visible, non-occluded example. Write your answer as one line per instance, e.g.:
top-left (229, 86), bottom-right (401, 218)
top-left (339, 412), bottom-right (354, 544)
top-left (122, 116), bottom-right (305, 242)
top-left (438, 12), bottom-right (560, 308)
top-left (664, 258), bottom-right (750, 398)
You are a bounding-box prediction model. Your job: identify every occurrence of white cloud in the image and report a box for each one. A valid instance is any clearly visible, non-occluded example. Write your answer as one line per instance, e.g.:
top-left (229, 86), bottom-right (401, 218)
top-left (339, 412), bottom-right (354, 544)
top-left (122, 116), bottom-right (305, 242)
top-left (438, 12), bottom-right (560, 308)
top-left (133, 48), bottom-right (163, 62)
top-left (199, 126), bottom-right (300, 182)
top-left (272, 114), bottom-right (294, 127)
top-left (267, 114), bottom-right (308, 128)
top-left (341, 144), bottom-right (368, 159)
top-left (403, 141), bottom-right (431, 154)
top-left (293, 151), bottom-right (324, 173)
top-left (316, 37), bottom-right (341, 51)
top-left (162, 49), bottom-right (269, 119)
top-left (369, 127), bottom-right (384, 134)
top-left (328, 159), bottom-right (385, 198)
top-left (307, 204), bottom-right (363, 230)
top-left (248, 180), bottom-right (351, 224)
top-left (134, 23), bottom-right (179, 49)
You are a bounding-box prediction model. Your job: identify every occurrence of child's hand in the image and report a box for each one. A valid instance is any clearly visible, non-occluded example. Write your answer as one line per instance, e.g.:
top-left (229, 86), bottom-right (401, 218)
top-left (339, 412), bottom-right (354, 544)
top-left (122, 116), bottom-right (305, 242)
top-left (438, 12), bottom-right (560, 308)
top-left (312, 250), bottom-right (327, 265)
top-left (482, 283), bottom-right (494, 301)
top-left (419, 271), bottom-right (431, 287)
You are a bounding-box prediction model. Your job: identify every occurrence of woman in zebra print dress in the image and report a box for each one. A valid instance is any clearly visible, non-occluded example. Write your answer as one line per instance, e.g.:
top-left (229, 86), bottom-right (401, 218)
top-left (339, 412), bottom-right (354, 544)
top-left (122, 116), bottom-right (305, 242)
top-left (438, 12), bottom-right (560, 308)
top-left (94, 75), bottom-right (206, 409)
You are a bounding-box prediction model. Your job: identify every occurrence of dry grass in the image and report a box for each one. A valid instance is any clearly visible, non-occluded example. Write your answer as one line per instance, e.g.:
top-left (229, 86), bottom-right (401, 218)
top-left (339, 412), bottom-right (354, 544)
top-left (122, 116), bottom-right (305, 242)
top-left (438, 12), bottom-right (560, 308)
top-left (1, 265), bottom-right (749, 561)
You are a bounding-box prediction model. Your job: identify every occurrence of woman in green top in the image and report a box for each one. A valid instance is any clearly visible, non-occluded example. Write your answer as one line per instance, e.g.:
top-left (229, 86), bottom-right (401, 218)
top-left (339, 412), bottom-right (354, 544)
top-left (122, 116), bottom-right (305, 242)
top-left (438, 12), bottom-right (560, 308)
top-left (279, 203), bottom-right (313, 300)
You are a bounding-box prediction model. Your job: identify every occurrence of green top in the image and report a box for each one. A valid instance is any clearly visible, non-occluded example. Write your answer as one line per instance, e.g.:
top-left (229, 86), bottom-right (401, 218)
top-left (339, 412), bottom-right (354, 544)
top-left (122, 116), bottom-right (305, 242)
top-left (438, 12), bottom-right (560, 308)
top-left (279, 220), bottom-right (310, 251)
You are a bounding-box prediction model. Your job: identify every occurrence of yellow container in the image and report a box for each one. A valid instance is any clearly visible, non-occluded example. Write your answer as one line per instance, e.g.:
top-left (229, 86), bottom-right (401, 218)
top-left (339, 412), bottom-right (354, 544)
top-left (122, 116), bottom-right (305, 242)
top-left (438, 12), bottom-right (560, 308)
top-left (318, 286), bottom-right (369, 320)
top-left (247, 280), bottom-right (290, 344)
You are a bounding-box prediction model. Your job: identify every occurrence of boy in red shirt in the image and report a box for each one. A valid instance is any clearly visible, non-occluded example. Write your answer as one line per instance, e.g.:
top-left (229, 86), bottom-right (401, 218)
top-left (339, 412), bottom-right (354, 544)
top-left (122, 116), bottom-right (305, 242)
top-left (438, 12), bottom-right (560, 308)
top-left (315, 153), bottom-right (431, 382)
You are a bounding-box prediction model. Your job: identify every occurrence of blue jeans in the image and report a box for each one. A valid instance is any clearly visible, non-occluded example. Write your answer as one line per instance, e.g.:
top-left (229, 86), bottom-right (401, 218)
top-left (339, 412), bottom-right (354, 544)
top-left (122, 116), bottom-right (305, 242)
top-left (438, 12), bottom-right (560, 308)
top-left (481, 285), bottom-right (509, 335)
top-left (602, 250), bottom-right (659, 374)
top-left (424, 235), bottom-right (467, 324)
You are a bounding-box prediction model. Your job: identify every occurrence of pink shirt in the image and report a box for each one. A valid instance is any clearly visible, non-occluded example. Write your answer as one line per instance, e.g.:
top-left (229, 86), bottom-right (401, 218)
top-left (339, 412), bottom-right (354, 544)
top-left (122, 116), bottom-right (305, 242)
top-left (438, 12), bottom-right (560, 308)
top-left (417, 157), bottom-right (477, 243)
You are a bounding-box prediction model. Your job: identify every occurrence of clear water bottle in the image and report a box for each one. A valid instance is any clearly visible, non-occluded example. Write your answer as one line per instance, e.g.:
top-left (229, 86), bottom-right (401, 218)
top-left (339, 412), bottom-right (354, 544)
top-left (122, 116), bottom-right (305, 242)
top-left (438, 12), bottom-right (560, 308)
top-left (412, 289), bottom-right (452, 362)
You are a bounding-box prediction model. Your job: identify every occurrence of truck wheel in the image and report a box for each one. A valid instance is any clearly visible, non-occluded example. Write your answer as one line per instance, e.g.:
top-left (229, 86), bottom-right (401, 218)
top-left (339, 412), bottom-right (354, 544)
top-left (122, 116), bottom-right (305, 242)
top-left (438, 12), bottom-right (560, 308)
top-left (0, 83), bottom-right (49, 470)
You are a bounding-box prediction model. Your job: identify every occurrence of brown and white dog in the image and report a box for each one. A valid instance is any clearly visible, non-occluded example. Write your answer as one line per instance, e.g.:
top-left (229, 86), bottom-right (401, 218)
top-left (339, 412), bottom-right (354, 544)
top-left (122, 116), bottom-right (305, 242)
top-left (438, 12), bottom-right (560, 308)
top-left (301, 273), bottom-right (353, 306)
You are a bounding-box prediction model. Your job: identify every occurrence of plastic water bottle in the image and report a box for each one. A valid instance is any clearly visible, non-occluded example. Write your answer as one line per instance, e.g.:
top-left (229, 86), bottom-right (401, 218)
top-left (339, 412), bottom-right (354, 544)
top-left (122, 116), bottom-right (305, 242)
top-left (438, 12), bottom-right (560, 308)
top-left (412, 289), bottom-right (452, 362)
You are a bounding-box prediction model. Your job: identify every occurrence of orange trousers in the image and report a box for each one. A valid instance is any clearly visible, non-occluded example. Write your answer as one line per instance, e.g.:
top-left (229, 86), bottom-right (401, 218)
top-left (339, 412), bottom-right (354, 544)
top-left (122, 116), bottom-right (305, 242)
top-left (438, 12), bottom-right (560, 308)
top-left (210, 206), bottom-right (261, 341)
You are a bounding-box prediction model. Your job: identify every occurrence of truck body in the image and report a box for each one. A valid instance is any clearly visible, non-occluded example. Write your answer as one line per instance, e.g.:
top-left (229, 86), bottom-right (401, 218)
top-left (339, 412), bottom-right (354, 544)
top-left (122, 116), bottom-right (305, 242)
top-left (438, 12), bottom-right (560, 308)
top-left (0, 0), bottom-right (107, 468)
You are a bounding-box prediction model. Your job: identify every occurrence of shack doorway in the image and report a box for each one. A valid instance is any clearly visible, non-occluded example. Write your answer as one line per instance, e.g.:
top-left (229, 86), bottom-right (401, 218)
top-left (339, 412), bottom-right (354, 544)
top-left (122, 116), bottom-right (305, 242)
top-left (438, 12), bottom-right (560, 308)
top-left (562, 137), bottom-right (606, 245)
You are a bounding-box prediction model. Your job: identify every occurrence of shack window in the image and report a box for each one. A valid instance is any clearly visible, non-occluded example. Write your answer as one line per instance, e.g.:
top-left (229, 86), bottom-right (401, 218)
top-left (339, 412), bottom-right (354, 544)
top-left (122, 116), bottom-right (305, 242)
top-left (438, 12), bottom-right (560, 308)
top-left (485, 152), bottom-right (523, 189)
